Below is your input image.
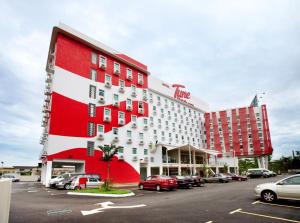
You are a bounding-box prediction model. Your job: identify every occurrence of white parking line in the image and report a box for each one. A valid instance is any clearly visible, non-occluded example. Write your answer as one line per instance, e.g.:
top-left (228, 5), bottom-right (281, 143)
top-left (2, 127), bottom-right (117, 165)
top-left (229, 208), bottom-right (300, 223)
top-left (205, 221), bottom-right (213, 223)
top-left (28, 190), bottom-right (38, 193)
top-left (252, 200), bottom-right (300, 209)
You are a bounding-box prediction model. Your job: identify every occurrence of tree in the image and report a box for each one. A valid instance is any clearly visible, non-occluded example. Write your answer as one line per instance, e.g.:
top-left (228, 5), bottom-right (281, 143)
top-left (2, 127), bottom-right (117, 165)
top-left (98, 144), bottom-right (120, 191)
top-left (238, 158), bottom-right (257, 175)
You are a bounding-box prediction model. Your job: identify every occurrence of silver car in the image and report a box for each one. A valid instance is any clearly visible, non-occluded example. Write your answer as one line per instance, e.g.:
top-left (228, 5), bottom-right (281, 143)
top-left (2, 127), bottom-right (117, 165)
top-left (254, 174), bottom-right (300, 202)
top-left (70, 175), bottom-right (102, 190)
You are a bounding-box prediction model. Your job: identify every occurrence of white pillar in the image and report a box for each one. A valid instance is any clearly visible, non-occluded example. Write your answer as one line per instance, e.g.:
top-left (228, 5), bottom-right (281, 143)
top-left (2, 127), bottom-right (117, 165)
top-left (146, 165), bottom-right (151, 177)
top-left (264, 156), bottom-right (269, 169)
top-left (257, 157), bottom-right (262, 168)
top-left (215, 156), bottom-right (219, 174)
top-left (159, 165), bottom-right (163, 175)
top-left (41, 163), bottom-right (45, 185)
top-left (178, 149), bottom-right (181, 175)
top-left (45, 161), bottom-right (52, 187)
top-left (193, 150), bottom-right (196, 175)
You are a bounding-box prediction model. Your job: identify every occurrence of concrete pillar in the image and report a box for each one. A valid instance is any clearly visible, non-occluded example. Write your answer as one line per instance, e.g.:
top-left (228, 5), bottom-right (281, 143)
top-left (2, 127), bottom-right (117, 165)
top-left (178, 149), bottom-right (181, 175)
top-left (215, 156), bottom-right (219, 174)
top-left (264, 156), bottom-right (269, 169)
top-left (41, 163), bottom-right (47, 185)
top-left (257, 157), bottom-right (262, 168)
top-left (159, 165), bottom-right (163, 175)
top-left (45, 161), bottom-right (52, 187)
top-left (147, 165), bottom-right (151, 177)
top-left (193, 150), bottom-right (196, 175)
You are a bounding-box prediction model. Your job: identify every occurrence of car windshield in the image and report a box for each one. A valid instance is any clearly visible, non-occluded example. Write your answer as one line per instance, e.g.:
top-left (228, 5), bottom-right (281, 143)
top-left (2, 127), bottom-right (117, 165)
top-left (176, 176), bottom-right (185, 179)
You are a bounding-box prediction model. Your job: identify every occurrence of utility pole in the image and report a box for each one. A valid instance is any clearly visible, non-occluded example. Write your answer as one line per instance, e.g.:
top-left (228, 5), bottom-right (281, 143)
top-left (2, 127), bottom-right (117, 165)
top-left (1, 161), bottom-right (4, 176)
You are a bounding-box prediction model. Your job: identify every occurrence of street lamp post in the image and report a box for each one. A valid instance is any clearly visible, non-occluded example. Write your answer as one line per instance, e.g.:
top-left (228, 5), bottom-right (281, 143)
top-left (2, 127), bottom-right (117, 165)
top-left (1, 161), bottom-right (4, 176)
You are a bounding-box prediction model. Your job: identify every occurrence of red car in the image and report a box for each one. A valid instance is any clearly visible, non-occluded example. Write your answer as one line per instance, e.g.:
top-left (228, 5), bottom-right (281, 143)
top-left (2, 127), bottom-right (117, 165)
top-left (227, 173), bottom-right (248, 181)
top-left (139, 175), bottom-right (177, 191)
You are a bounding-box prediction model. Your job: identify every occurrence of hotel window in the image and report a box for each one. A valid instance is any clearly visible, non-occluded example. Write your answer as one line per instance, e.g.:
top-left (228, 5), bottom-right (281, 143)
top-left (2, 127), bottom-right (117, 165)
top-left (153, 105), bottom-right (156, 111)
top-left (161, 131), bottom-right (165, 136)
top-left (169, 133), bottom-right (171, 137)
top-left (99, 55), bottom-right (106, 67)
top-left (161, 108), bottom-right (164, 114)
top-left (131, 115), bottom-right (137, 122)
top-left (104, 107), bottom-right (111, 117)
top-left (87, 141), bottom-right (95, 156)
top-left (126, 98), bottom-right (132, 106)
top-left (88, 103), bottom-right (96, 117)
top-left (105, 74), bottom-right (111, 83)
top-left (127, 130), bottom-right (132, 138)
top-left (118, 111), bottom-right (125, 120)
top-left (89, 85), bottom-right (96, 99)
top-left (150, 157), bottom-right (154, 162)
top-left (97, 125), bottom-right (104, 133)
top-left (99, 89), bottom-right (105, 97)
top-left (131, 84), bottom-right (136, 93)
top-left (157, 96), bottom-right (161, 102)
top-left (119, 79), bottom-right (125, 88)
top-left (172, 123), bottom-right (175, 127)
top-left (144, 149), bottom-right (148, 155)
top-left (149, 93), bottom-right (153, 98)
top-left (153, 130), bottom-right (157, 134)
top-left (138, 73), bottom-right (143, 84)
top-left (127, 68), bottom-right (132, 78)
top-left (113, 94), bottom-right (119, 102)
top-left (168, 111), bottom-right (171, 116)
top-left (158, 119), bottom-right (161, 124)
top-left (144, 118), bottom-right (148, 125)
top-left (114, 62), bottom-right (120, 73)
top-left (112, 128), bottom-right (118, 135)
top-left (166, 121), bottom-right (168, 126)
top-left (132, 148), bottom-right (137, 154)
top-left (118, 147), bottom-right (124, 153)
top-left (171, 101), bottom-right (174, 106)
top-left (139, 132), bottom-right (144, 140)
top-left (90, 69), bottom-right (97, 81)
top-left (91, 52), bottom-right (97, 64)
top-left (165, 98), bottom-right (168, 104)
top-left (138, 101), bottom-right (144, 110)
top-left (150, 117), bottom-right (153, 122)
top-left (88, 122), bottom-right (95, 136)
top-left (176, 134), bottom-right (178, 139)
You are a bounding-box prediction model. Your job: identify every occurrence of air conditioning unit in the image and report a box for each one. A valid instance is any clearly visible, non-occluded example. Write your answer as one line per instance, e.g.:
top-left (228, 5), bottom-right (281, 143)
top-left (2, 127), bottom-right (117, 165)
top-left (114, 70), bottom-right (120, 75)
top-left (143, 95), bottom-right (148, 101)
top-left (158, 124), bottom-right (162, 129)
top-left (138, 79), bottom-right (143, 85)
top-left (118, 119), bottom-right (125, 125)
top-left (126, 105), bottom-right (132, 111)
top-left (173, 128), bottom-right (176, 132)
top-left (138, 108), bottom-right (144, 114)
top-left (100, 64), bottom-right (106, 70)
top-left (118, 155), bottom-right (124, 160)
top-left (168, 116), bottom-right (171, 120)
top-left (132, 156), bottom-right (138, 161)
top-left (104, 116), bottom-right (111, 122)
top-left (127, 75), bottom-right (132, 81)
top-left (143, 157), bottom-right (149, 162)
top-left (157, 101), bottom-right (161, 106)
top-left (144, 125), bottom-right (148, 130)
top-left (99, 96), bottom-right (105, 103)
top-left (127, 138), bottom-right (132, 144)
top-left (149, 99), bottom-right (153, 103)
top-left (98, 134), bottom-right (104, 140)
top-left (132, 123), bottom-right (137, 128)
top-left (131, 92), bottom-right (137, 97)
top-left (105, 81), bottom-right (111, 88)
top-left (171, 107), bottom-right (175, 111)
top-left (153, 111), bottom-right (157, 115)
top-left (139, 140), bottom-right (144, 145)
top-left (119, 87), bottom-right (125, 93)
top-left (166, 126), bottom-right (169, 130)
top-left (113, 101), bottom-right (120, 107)
top-left (164, 104), bottom-right (168, 108)
top-left (150, 122), bottom-right (154, 127)
top-left (179, 129), bottom-right (182, 133)
top-left (113, 136), bottom-right (119, 142)
top-left (161, 114), bottom-right (164, 118)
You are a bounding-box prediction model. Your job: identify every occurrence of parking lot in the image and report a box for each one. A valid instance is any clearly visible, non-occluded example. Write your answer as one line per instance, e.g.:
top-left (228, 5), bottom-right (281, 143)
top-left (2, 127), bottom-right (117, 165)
top-left (10, 175), bottom-right (300, 223)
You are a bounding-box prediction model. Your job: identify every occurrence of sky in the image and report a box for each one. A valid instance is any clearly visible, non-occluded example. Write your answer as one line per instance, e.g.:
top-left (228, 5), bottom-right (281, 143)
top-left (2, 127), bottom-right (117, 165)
top-left (0, 0), bottom-right (299, 166)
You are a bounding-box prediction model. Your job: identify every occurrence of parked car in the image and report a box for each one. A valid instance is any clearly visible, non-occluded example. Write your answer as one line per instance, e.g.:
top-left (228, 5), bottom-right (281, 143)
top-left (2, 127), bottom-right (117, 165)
top-left (57, 174), bottom-right (100, 190)
top-left (191, 175), bottom-right (205, 187)
top-left (255, 174), bottom-right (300, 202)
top-left (139, 175), bottom-right (177, 191)
top-left (70, 175), bottom-right (102, 190)
top-left (203, 174), bottom-right (231, 183)
top-left (226, 173), bottom-right (248, 181)
top-left (171, 176), bottom-right (192, 189)
top-left (1, 174), bottom-right (20, 182)
top-left (49, 173), bottom-right (83, 188)
top-left (247, 169), bottom-right (271, 178)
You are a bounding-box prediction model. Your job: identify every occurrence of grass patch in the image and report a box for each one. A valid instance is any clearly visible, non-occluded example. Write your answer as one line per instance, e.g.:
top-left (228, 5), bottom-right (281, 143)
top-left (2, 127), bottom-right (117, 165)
top-left (74, 188), bottom-right (132, 194)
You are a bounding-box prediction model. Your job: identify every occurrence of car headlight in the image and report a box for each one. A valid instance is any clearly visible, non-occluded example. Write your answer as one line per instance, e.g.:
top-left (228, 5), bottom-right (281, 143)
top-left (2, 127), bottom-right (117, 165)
top-left (58, 182), bottom-right (63, 185)
top-left (255, 185), bottom-right (261, 189)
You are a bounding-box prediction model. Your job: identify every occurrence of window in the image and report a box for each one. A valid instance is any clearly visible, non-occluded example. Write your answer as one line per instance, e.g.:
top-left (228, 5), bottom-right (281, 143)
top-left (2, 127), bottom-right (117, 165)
top-left (99, 55), bottom-right (106, 67)
top-left (105, 74), bottom-right (111, 83)
top-left (158, 119), bottom-right (161, 124)
top-left (153, 130), bottom-right (157, 134)
top-left (90, 69), bottom-right (97, 81)
top-left (114, 62), bottom-right (120, 73)
top-left (88, 122), bottom-right (95, 136)
top-left (161, 131), bottom-right (165, 136)
top-left (87, 141), bottom-right (94, 156)
top-left (144, 118), bottom-right (148, 125)
top-left (138, 73), bottom-right (143, 84)
top-left (282, 176), bottom-right (300, 185)
top-left (132, 115), bottom-right (137, 122)
top-left (150, 117), bottom-right (153, 122)
top-left (118, 147), bottom-right (124, 153)
top-left (97, 125), bottom-right (104, 133)
top-left (144, 149), bottom-right (148, 155)
top-left (112, 128), bottom-right (118, 135)
top-left (99, 89), bottom-right (105, 97)
top-left (153, 105), bottom-right (156, 111)
top-left (169, 133), bottom-right (171, 137)
top-left (119, 79), bottom-right (125, 88)
top-left (150, 157), bottom-right (154, 162)
top-left (91, 52), bottom-right (97, 64)
top-left (89, 85), bottom-right (96, 99)
top-left (161, 108), bottom-right (164, 114)
top-left (127, 130), bottom-right (132, 137)
top-left (119, 111), bottom-right (125, 120)
top-left (113, 94), bottom-right (119, 102)
top-left (139, 132), bottom-right (144, 140)
top-left (132, 148), bottom-right (137, 154)
top-left (104, 107), bottom-right (111, 117)
top-left (131, 85), bottom-right (136, 93)
top-left (88, 103), bottom-right (96, 117)
top-left (127, 68), bottom-right (132, 78)
top-left (126, 98), bottom-right (132, 106)
top-left (138, 101), bottom-right (144, 110)
top-left (157, 96), bottom-right (161, 101)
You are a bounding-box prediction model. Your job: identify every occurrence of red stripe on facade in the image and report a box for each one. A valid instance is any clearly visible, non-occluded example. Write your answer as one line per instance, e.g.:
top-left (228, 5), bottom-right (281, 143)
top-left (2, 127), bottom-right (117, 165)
top-left (47, 148), bottom-right (140, 183)
top-left (55, 34), bottom-right (148, 88)
top-left (115, 54), bottom-right (148, 71)
top-left (249, 106), bottom-right (261, 155)
top-left (49, 92), bottom-right (148, 137)
top-left (238, 107), bottom-right (249, 156)
top-left (219, 111), bottom-right (230, 153)
top-left (212, 112), bottom-right (222, 157)
top-left (204, 113), bottom-right (211, 150)
top-left (261, 105), bottom-right (273, 155)
top-left (231, 109), bottom-right (241, 156)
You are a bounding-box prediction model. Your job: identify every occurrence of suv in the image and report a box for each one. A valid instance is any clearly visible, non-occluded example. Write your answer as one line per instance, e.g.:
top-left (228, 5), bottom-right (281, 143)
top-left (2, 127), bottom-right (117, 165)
top-left (247, 169), bottom-right (271, 178)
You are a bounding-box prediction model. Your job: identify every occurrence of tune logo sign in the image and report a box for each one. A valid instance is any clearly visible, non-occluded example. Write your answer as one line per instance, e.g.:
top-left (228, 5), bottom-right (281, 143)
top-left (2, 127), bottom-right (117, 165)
top-left (172, 84), bottom-right (191, 101)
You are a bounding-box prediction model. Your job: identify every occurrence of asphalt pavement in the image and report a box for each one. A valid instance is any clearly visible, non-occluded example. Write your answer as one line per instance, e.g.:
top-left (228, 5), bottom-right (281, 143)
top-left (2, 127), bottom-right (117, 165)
top-left (9, 175), bottom-right (300, 223)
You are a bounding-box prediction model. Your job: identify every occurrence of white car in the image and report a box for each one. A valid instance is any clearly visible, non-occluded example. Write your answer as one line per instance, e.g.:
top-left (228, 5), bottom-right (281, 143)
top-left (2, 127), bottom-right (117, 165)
top-left (70, 175), bottom-right (103, 190)
top-left (254, 174), bottom-right (300, 202)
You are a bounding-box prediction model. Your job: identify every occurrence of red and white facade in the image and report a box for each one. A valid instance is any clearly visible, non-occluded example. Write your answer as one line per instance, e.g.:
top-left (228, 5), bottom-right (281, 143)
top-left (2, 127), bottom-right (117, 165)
top-left (40, 24), bottom-right (272, 186)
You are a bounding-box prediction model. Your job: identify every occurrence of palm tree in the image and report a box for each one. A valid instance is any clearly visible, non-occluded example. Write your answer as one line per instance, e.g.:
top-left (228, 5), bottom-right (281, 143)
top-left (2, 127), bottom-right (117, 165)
top-left (98, 144), bottom-right (120, 191)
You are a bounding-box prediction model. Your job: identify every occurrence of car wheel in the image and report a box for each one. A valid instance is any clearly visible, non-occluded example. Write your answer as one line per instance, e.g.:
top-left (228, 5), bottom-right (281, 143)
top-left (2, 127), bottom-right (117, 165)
top-left (156, 185), bottom-right (161, 191)
top-left (238, 178), bottom-right (241, 181)
top-left (261, 190), bottom-right (277, 203)
top-left (219, 179), bottom-right (224, 183)
top-left (139, 184), bottom-right (144, 190)
top-left (64, 184), bottom-right (71, 190)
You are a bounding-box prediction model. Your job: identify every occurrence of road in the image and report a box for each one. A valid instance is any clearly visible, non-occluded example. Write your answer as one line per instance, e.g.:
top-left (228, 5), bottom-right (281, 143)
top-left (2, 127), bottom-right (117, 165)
top-left (10, 175), bottom-right (300, 223)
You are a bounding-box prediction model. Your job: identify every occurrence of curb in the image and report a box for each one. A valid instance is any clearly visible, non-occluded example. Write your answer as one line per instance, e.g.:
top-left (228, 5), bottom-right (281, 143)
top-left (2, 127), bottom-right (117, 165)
top-left (67, 192), bottom-right (135, 197)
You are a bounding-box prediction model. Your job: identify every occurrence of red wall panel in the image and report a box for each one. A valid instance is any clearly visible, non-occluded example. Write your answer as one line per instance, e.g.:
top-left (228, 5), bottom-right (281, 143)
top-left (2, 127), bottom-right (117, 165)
top-left (47, 148), bottom-right (140, 183)
top-left (219, 111), bottom-right (230, 153)
top-left (231, 109), bottom-right (241, 156)
top-left (204, 113), bottom-right (210, 150)
top-left (49, 92), bottom-right (148, 137)
top-left (262, 105), bottom-right (273, 155)
top-left (212, 112), bottom-right (222, 157)
top-left (55, 34), bottom-right (148, 89)
top-left (239, 108), bottom-right (249, 156)
top-left (249, 106), bottom-right (261, 155)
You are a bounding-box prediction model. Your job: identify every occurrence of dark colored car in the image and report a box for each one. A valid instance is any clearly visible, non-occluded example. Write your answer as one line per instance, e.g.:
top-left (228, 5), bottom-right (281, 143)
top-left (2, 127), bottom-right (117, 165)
top-left (139, 175), bottom-right (177, 191)
top-left (191, 175), bottom-right (205, 187)
top-left (247, 170), bottom-right (269, 178)
top-left (171, 176), bottom-right (192, 189)
top-left (203, 174), bottom-right (231, 183)
top-left (226, 173), bottom-right (248, 181)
